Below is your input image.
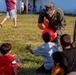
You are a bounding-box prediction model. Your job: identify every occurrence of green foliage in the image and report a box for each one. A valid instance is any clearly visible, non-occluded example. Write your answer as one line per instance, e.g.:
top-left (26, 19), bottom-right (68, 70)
top-left (0, 14), bottom-right (76, 75)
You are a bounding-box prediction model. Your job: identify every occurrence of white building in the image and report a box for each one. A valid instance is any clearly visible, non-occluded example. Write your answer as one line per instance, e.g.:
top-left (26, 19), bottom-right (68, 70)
top-left (0, 0), bottom-right (76, 14)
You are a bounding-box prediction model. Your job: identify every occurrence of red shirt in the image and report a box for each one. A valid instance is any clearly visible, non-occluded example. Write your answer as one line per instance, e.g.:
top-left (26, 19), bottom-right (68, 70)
top-left (0, 55), bottom-right (19, 75)
top-left (5, 0), bottom-right (15, 11)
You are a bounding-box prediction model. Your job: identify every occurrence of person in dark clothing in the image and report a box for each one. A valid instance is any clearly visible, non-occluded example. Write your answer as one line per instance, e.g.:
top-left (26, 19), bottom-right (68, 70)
top-left (51, 51), bottom-right (66, 75)
top-left (24, 4), bottom-right (26, 13)
top-left (38, 2), bottom-right (66, 46)
top-left (60, 34), bottom-right (76, 75)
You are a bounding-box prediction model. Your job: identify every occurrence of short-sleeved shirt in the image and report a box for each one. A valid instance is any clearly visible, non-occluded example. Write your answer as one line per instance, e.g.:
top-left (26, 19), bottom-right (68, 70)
top-left (62, 47), bottom-right (76, 74)
top-left (21, 2), bottom-right (24, 8)
top-left (32, 42), bottom-right (59, 70)
top-left (0, 55), bottom-right (19, 75)
top-left (5, 0), bottom-right (15, 11)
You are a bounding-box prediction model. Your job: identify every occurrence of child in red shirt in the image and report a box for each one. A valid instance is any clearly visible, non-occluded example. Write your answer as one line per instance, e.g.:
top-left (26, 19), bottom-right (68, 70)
top-left (0, 43), bottom-right (19, 75)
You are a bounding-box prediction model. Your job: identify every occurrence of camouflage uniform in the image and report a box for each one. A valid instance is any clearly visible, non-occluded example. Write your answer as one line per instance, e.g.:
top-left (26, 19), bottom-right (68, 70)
top-left (38, 2), bottom-right (66, 46)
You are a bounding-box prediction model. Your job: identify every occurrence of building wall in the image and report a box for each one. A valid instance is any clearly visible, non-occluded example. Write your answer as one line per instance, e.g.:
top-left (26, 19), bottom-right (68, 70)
top-left (0, 0), bottom-right (6, 12)
top-left (0, 0), bottom-right (76, 14)
top-left (0, 0), bottom-right (20, 12)
top-left (35, 0), bottom-right (76, 14)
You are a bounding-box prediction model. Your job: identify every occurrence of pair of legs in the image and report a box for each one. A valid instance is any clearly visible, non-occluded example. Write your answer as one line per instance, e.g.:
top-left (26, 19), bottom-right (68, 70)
top-left (0, 9), bottom-right (17, 27)
top-left (1, 18), bottom-right (16, 27)
top-left (36, 64), bottom-right (51, 74)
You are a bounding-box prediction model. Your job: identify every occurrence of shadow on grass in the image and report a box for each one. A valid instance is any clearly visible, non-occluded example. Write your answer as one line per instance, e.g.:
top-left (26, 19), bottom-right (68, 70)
top-left (20, 56), bottom-right (43, 64)
top-left (18, 67), bottom-right (50, 75)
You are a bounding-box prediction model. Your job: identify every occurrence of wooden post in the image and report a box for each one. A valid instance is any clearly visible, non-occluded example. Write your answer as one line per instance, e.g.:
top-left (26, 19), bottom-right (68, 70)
top-left (20, 0), bottom-right (22, 14)
top-left (26, 0), bottom-right (28, 14)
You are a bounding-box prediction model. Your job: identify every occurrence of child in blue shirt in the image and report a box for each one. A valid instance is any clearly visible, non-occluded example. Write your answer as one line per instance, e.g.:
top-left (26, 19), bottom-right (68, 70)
top-left (26, 32), bottom-right (59, 74)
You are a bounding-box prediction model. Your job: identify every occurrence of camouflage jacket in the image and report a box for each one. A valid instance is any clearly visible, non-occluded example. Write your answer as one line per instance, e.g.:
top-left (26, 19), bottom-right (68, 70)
top-left (38, 8), bottom-right (66, 32)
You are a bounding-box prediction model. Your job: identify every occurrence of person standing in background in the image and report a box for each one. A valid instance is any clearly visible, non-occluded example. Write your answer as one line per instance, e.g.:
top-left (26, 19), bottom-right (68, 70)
top-left (28, 3), bottom-right (32, 14)
top-left (20, 0), bottom-right (24, 14)
top-left (0, 0), bottom-right (17, 28)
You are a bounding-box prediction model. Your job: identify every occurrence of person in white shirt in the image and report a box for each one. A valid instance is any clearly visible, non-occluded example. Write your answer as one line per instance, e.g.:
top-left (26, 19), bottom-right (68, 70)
top-left (21, 0), bottom-right (24, 14)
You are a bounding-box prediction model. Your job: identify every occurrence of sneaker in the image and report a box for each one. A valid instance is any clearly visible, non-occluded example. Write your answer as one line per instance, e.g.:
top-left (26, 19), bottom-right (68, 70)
top-left (0, 24), bottom-right (2, 28)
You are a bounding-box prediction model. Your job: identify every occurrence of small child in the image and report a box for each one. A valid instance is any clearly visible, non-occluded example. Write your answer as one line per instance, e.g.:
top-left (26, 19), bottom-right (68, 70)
top-left (51, 51), bottom-right (66, 75)
top-left (0, 43), bottom-right (19, 75)
top-left (26, 32), bottom-right (59, 74)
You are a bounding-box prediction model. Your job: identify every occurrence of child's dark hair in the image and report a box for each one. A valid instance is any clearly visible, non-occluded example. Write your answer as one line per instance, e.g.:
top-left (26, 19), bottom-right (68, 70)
top-left (52, 51), bottom-right (66, 69)
top-left (60, 34), bottom-right (71, 47)
top-left (52, 51), bottom-right (63, 63)
top-left (43, 32), bottom-right (51, 43)
top-left (0, 43), bottom-right (11, 55)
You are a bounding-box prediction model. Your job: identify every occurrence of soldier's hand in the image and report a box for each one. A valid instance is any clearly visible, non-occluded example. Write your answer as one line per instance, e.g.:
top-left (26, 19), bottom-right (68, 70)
top-left (42, 23), bottom-right (46, 29)
top-left (38, 23), bottom-right (46, 30)
top-left (54, 32), bottom-right (57, 38)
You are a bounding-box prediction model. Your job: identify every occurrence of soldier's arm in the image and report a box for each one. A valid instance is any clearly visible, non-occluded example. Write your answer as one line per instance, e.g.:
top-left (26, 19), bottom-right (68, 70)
top-left (38, 9), bottom-right (46, 23)
top-left (57, 8), bottom-right (66, 27)
top-left (73, 21), bottom-right (76, 47)
top-left (38, 9), bottom-right (47, 29)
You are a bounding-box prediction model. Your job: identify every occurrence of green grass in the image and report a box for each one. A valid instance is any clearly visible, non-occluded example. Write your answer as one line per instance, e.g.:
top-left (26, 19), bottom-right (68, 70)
top-left (0, 14), bottom-right (76, 75)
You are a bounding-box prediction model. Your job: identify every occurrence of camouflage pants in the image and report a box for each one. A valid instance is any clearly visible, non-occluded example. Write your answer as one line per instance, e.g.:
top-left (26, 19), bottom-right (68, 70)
top-left (55, 26), bottom-right (66, 47)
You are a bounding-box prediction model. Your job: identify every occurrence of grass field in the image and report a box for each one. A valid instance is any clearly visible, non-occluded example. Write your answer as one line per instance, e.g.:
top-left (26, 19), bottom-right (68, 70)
top-left (0, 14), bottom-right (76, 75)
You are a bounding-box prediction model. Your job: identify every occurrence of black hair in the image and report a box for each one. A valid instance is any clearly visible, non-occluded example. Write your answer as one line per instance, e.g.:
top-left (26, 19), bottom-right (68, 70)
top-left (52, 51), bottom-right (63, 63)
top-left (0, 43), bottom-right (11, 55)
top-left (43, 32), bottom-right (51, 43)
top-left (60, 34), bottom-right (71, 47)
top-left (52, 51), bottom-right (66, 69)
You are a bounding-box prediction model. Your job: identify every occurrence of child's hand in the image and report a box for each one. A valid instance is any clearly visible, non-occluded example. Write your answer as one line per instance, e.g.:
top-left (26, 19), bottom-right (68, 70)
top-left (26, 44), bottom-right (33, 54)
top-left (26, 44), bottom-right (31, 50)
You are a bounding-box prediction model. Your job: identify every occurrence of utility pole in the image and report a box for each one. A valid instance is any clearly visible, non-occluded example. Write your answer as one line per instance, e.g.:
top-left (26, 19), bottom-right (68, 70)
top-left (26, 0), bottom-right (28, 14)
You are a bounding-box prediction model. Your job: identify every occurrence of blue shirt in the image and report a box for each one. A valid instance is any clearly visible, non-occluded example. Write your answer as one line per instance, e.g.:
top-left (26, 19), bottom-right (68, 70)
top-left (32, 42), bottom-right (59, 70)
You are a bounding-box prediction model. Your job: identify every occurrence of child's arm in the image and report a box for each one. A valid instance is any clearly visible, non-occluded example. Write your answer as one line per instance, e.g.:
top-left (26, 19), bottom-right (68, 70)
top-left (26, 44), bottom-right (34, 54)
top-left (13, 0), bottom-right (17, 4)
top-left (12, 66), bottom-right (18, 75)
